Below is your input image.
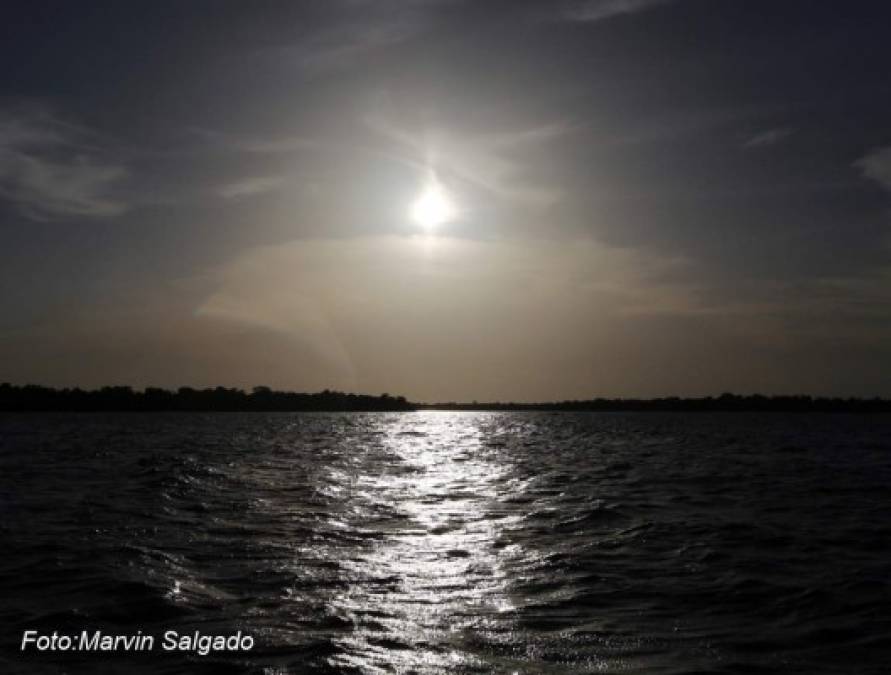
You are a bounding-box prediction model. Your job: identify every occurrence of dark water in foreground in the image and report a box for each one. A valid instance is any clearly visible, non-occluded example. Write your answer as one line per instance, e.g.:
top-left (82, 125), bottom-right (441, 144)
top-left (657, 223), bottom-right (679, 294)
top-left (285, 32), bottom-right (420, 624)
top-left (2, 412), bottom-right (891, 674)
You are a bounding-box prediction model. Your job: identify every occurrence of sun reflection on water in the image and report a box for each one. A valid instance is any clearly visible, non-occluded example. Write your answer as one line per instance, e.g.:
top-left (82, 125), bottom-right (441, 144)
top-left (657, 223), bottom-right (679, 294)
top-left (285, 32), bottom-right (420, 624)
top-left (326, 412), bottom-right (525, 673)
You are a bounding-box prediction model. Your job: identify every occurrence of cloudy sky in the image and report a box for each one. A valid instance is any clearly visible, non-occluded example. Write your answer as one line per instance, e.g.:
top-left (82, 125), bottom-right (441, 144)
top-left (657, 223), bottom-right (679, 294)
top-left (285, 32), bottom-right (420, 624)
top-left (2, 0), bottom-right (891, 401)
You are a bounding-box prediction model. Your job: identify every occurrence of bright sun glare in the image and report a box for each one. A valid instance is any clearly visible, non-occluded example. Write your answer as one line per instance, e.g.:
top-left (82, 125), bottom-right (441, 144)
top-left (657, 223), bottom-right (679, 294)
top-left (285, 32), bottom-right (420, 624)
top-left (410, 179), bottom-right (456, 231)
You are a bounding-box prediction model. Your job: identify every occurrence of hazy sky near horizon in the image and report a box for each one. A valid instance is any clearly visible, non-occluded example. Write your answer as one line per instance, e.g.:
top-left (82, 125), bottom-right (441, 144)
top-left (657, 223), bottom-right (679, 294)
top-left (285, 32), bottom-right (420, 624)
top-left (2, 0), bottom-right (891, 401)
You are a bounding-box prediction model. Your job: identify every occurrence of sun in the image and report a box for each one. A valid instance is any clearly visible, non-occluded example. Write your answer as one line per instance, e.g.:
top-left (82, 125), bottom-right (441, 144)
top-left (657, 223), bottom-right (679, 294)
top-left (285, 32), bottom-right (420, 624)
top-left (410, 179), bottom-right (456, 231)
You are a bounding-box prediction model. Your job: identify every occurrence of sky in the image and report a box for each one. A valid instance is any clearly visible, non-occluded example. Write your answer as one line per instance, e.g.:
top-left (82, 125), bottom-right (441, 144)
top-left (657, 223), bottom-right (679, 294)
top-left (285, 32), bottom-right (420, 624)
top-left (2, 0), bottom-right (891, 401)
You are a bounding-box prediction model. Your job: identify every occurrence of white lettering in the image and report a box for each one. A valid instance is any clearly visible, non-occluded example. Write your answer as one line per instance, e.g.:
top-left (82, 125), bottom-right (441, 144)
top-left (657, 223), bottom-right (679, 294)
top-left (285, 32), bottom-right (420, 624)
top-left (23, 628), bottom-right (250, 654)
top-left (20, 630), bottom-right (37, 650)
top-left (79, 630), bottom-right (100, 650)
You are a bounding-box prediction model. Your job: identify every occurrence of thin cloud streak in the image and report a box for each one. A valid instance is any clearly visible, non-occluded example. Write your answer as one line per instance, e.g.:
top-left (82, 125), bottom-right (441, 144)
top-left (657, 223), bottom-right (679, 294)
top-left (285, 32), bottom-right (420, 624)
top-left (0, 109), bottom-right (128, 220)
top-left (218, 175), bottom-right (288, 200)
top-left (562, 0), bottom-right (676, 22)
top-left (856, 146), bottom-right (891, 193)
top-left (743, 127), bottom-right (794, 149)
top-left (253, 0), bottom-right (459, 74)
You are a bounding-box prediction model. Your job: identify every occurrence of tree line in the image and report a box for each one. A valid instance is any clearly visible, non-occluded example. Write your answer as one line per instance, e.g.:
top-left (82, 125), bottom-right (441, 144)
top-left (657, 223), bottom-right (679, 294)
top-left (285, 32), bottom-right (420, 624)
top-left (0, 384), bottom-right (413, 412)
top-left (1, 384), bottom-right (889, 413)
top-left (423, 392), bottom-right (891, 413)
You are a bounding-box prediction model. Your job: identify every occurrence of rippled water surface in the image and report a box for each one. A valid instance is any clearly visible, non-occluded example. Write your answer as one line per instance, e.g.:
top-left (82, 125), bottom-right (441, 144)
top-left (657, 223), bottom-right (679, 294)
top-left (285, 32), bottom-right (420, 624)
top-left (2, 412), bottom-right (891, 674)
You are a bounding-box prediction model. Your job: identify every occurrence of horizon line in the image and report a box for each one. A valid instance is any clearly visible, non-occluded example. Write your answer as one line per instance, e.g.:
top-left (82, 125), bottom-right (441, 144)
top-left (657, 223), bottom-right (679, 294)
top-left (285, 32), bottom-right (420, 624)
top-left (2, 383), bottom-right (890, 412)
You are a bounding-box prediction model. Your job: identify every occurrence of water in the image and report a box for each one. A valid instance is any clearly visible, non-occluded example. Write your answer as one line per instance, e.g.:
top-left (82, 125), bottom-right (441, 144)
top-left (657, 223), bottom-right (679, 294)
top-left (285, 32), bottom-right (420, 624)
top-left (2, 412), bottom-right (891, 674)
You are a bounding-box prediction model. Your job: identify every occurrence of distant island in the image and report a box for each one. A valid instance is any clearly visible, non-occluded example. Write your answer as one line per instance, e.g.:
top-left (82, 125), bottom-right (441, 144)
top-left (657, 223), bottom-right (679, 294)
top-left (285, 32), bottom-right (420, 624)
top-left (1, 383), bottom-right (890, 412)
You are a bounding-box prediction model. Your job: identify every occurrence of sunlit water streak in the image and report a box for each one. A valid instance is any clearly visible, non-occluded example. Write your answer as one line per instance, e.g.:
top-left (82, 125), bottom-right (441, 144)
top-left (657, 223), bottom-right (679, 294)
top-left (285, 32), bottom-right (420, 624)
top-left (2, 412), bottom-right (891, 674)
top-left (327, 414), bottom-right (524, 673)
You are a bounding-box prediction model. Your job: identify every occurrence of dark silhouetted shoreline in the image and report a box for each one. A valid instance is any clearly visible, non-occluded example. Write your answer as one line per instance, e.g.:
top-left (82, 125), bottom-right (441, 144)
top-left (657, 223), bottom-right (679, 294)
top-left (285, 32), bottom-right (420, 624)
top-left (423, 393), bottom-right (891, 413)
top-left (1, 384), bottom-right (890, 412)
top-left (0, 384), bottom-right (413, 412)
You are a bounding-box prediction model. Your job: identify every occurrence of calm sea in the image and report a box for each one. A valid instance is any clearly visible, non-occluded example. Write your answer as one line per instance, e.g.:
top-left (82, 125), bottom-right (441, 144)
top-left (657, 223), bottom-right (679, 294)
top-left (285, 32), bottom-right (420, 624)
top-left (2, 412), bottom-right (890, 674)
